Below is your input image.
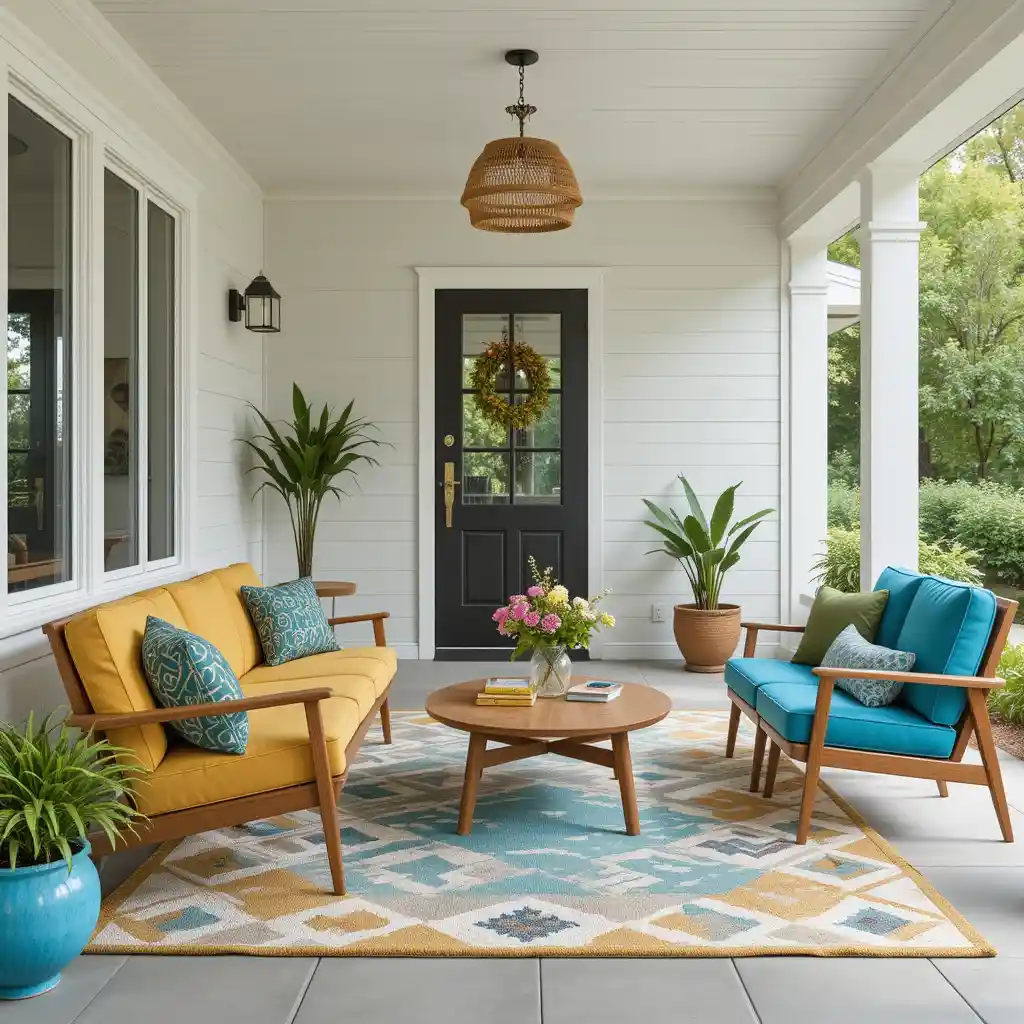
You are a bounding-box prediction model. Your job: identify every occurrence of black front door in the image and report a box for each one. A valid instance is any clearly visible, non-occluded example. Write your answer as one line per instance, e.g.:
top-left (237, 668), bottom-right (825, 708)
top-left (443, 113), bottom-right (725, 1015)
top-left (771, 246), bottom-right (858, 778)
top-left (435, 289), bottom-right (588, 659)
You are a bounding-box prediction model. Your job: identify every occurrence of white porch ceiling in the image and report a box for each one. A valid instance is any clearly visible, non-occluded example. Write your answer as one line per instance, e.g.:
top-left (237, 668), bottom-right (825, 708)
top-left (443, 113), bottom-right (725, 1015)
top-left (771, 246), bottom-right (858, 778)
top-left (93, 0), bottom-right (944, 196)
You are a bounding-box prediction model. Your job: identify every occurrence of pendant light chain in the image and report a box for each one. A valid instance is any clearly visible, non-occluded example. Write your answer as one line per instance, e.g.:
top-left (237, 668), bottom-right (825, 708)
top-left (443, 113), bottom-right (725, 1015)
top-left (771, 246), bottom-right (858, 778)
top-left (518, 63), bottom-right (526, 137)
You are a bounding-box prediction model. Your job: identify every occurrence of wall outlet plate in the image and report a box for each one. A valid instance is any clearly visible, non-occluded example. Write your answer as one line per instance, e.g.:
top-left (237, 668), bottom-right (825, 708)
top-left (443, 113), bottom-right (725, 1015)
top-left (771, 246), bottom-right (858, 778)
top-left (651, 603), bottom-right (667, 623)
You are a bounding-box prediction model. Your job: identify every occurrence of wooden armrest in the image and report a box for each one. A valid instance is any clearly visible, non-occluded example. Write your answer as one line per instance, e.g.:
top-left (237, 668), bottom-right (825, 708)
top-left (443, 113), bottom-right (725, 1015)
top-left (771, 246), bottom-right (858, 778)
top-left (327, 611), bottom-right (391, 626)
top-left (69, 687), bottom-right (335, 730)
top-left (812, 667), bottom-right (1003, 690)
top-left (742, 621), bottom-right (806, 633)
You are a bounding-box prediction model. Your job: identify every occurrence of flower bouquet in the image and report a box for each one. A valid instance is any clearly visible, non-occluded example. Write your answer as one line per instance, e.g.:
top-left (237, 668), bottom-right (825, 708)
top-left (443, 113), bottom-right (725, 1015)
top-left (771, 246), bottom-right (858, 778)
top-left (492, 559), bottom-right (614, 697)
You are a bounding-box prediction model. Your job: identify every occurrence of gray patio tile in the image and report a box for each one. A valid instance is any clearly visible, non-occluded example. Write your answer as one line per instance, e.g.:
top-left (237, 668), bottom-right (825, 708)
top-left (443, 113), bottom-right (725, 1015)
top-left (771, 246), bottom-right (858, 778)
top-left (1, 955), bottom-right (126, 1024)
top-left (922, 866), bottom-right (1024, 956)
top-left (934, 956), bottom-right (1024, 1024)
top-left (294, 958), bottom-right (540, 1024)
top-left (73, 956), bottom-right (316, 1024)
top-left (98, 844), bottom-right (157, 896)
top-left (541, 958), bottom-right (757, 1024)
top-left (735, 957), bottom-right (981, 1024)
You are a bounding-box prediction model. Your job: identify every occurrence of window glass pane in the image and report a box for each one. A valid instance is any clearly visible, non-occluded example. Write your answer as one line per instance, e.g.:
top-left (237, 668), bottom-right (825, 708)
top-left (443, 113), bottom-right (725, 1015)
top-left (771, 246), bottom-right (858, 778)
top-left (515, 452), bottom-right (561, 505)
top-left (103, 170), bottom-right (139, 571)
top-left (147, 202), bottom-right (175, 561)
top-left (463, 451), bottom-right (510, 505)
top-left (464, 393), bottom-right (508, 449)
top-left (7, 97), bottom-right (73, 593)
top-left (514, 393), bottom-right (561, 449)
top-left (463, 313), bottom-right (511, 389)
top-left (513, 313), bottom-right (561, 388)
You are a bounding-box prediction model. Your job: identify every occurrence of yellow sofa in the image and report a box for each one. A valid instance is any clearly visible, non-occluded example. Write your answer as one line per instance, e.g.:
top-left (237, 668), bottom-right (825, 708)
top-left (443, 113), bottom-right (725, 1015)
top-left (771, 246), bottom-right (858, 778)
top-left (43, 563), bottom-right (396, 895)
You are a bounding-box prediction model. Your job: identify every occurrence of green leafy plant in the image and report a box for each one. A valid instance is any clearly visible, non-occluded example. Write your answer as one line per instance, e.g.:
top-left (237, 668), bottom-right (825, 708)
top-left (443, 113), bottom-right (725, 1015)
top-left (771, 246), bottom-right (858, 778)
top-left (812, 528), bottom-right (985, 593)
top-left (244, 384), bottom-right (385, 578)
top-left (0, 712), bottom-right (143, 871)
top-left (643, 475), bottom-right (773, 610)
top-left (989, 642), bottom-right (1024, 724)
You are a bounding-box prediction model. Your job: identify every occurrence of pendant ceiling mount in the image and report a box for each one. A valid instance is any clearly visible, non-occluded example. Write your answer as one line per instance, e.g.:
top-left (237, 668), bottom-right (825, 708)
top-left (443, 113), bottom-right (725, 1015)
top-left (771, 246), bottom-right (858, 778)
top-left (461, 49), bottom-right (583, 234)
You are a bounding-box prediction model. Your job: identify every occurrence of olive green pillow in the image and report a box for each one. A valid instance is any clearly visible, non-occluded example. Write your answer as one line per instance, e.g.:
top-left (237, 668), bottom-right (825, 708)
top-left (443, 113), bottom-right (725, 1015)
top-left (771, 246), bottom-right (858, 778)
top-left (791, 586), bottom-right (889, 666)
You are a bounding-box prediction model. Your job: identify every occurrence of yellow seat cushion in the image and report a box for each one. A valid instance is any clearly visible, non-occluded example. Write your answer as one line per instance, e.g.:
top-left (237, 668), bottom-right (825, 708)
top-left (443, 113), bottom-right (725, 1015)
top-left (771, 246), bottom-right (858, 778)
top-left (165, 563), bottom-right (263, 677)
top-left (65, 588), bottom-right (186, 771)
top-left (134, 688), bottom-right (362, 816)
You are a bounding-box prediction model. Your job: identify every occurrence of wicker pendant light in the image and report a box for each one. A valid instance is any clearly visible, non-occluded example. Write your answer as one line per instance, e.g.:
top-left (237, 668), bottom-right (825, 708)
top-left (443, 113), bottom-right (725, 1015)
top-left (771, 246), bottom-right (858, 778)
top-left (461, 50), bottom-right (582, 233)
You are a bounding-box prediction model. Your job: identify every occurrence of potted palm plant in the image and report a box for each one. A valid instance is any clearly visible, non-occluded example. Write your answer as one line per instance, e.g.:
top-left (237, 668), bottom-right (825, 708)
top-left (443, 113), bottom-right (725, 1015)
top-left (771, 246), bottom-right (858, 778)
top-left (0, 713), bottom-right (143, 999)
top-left (244, 384), bottom-right (385, 579)
top-left (643, 475), bottom-right (773, 672)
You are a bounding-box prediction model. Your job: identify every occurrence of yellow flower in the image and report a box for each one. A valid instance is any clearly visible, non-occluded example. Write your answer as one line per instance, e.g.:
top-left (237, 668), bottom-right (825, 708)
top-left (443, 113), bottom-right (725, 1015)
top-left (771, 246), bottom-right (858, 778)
top-left (548, 585), bottom-right (569, 605)
top-left (599, 612), bottom-right (616, 627)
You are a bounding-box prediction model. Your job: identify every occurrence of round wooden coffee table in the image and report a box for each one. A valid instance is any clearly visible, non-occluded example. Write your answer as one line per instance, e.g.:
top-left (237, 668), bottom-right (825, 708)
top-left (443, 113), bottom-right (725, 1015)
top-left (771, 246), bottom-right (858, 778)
top-left (426, 679), bottom-right (672, 837)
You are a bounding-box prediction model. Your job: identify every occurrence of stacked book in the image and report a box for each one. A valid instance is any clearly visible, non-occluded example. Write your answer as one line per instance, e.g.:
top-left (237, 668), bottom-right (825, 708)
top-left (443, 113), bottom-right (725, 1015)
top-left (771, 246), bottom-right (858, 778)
top-left (566, 681), bottom-right (623, 703)
top-left (475, 678), bottom-right (537, 707)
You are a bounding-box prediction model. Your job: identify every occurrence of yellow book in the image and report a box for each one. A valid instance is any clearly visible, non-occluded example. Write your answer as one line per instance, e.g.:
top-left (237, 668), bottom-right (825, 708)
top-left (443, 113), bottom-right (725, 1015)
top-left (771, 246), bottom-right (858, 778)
top-left (475, 695), bottom-right (537, 707)
top-left (484, 678), bottom-right (533, 695)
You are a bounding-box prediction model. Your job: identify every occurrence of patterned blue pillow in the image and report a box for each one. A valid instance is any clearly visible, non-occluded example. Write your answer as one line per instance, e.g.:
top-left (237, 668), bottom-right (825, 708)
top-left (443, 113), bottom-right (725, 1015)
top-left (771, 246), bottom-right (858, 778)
top-left (820, 624), bottom-right (916, 708)
top-left (141, 616), bottom-right (248, 754)
top-left (240, 577), bottom-right (338, 667)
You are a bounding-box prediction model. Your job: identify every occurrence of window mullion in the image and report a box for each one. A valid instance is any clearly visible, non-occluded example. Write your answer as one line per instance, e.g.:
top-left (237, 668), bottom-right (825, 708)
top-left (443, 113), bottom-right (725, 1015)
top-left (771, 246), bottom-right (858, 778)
top-left (137, 185), bottom-right (150, 573)
top-left (86, 132), bottom-right (106, 591)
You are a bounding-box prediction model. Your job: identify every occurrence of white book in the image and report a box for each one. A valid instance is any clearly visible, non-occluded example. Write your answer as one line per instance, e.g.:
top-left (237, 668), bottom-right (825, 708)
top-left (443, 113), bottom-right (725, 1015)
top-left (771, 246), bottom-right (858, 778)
top-left (566, 681), bottom-right (622, 702)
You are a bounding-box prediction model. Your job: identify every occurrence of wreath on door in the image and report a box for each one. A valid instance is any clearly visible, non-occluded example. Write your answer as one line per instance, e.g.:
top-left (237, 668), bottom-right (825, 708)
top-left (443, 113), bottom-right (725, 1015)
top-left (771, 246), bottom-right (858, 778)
top-left (469, 332), bottom-right (551, 430)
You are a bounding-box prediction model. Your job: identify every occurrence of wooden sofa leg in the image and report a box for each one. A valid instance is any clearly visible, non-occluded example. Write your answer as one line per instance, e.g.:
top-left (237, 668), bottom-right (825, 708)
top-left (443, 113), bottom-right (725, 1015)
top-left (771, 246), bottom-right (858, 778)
top-left (968, 690), bottom-right (1014, 842)
top-left (936, 781), bottom-right (949, 798)
top-left (749, 725), bottom-right (767, 792)
top-left (726, 703), bottom-right (741, 758)
top-left (305, 701), bottom-right (346, 895)
top-left (796, 679), bottom-right (834, 844)
top-left (380, 697), bottom-right (392, 745)
top-left (938, 719), bottom-right (974, 798)
top-left (763, 742), bottom-right (781, 799)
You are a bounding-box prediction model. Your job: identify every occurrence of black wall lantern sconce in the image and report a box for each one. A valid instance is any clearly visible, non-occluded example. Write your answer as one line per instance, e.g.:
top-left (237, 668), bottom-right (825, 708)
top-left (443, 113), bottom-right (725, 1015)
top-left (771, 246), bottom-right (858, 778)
top-left (228, 273), bottom-right (281, 333)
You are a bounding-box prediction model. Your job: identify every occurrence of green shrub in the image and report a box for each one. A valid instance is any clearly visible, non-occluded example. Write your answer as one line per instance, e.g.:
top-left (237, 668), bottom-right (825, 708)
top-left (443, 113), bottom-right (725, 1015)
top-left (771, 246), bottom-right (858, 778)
top-left (812, 528), bottom-right (984, 594)
top-left (989, 643), bottom-right (1024, 724)
top-left (827, 483), bottom-right (860, 530)
top-left (918, 480), bottom-right (977, 544)
top-left (950, 483), bottom-right (1024, 586)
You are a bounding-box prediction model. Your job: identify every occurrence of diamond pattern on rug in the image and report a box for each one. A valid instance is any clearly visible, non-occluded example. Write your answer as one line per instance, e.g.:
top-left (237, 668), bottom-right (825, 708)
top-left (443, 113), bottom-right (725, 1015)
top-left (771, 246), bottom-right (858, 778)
top-left (89, 709), bottom-right (989, 956)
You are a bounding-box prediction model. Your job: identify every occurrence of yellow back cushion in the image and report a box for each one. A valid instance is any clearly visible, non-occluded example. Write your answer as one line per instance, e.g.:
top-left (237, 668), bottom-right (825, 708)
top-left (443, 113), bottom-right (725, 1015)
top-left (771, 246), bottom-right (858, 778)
top-left (65, 588), bottom-right (186, 771)
top-left (164, 563), bottom-right (263, 677)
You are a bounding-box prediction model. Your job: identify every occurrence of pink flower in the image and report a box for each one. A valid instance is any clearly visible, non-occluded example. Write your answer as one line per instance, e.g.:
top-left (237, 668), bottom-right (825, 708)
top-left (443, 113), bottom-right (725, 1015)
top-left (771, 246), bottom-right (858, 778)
top-left (527, 585), bottom-right (545, 598)
top-left (492, 606), bottom-right (509, 623)
top-left (510, 602), bottom-right (530, 621)
top-left (540, 613), bottom-right (561, 633)
top-left (508, 594), bottom-right (527, 606)
top-left (497, 623), bottom-right (511, 636)
top-left (523, 611), bottom-right (541, 627)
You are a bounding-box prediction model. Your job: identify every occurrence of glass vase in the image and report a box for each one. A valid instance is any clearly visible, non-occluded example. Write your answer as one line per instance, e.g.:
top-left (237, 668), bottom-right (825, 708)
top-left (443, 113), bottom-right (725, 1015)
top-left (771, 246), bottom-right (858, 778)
top-left (530, 645), bottom-right (572, 698)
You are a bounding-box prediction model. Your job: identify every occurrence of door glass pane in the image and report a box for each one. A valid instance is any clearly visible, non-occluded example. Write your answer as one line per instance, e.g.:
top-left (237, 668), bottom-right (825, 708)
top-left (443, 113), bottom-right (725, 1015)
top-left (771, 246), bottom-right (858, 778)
top-left (513, 313), bottom-right (561, 388)
top-left (147, 202), bottom-right (176, 561)
top-left (103, 170), bottom-right (139, 571)
top-left (463, 451), bottom-right (510, 505)
top-left (515, 393), bottom-right (561, 449)
top-left (7, 97), bottom-right (73, 594)
top-left (463, 313), bottom-right (511, 388)
top-left (464, 394), bottom-right (508, 449)
top-left (515, 452), bottom-right (561, 505)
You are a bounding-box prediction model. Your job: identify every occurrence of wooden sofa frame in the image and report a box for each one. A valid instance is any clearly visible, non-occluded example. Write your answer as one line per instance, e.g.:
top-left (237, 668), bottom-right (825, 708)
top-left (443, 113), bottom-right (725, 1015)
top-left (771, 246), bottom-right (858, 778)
top-left (725, 596), bottom-right (1018, 845)
top-left (42, 609), bottom-right (394, 897)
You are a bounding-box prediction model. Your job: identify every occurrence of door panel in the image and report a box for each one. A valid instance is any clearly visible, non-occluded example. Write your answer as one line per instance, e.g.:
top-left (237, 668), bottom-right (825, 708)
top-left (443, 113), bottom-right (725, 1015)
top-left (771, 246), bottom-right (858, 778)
top-left (435, 289), bottom-right (588, 658)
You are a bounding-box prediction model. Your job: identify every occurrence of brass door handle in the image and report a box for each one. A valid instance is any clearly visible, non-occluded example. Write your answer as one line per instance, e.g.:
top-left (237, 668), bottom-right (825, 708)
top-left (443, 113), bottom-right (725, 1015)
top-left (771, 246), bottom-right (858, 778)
top-left (443, 462), bottom-right (460, 528)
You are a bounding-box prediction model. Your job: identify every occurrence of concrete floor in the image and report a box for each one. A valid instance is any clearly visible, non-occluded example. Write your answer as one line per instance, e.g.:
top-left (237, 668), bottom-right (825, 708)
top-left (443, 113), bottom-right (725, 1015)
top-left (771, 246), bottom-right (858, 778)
top-left (10, 660), bottom-right (1024, 1024)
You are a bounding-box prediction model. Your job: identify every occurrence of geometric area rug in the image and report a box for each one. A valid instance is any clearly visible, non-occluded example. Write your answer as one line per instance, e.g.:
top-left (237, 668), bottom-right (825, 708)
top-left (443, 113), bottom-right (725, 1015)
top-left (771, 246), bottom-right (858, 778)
top-left (89, 710), bottom-right (992, 957)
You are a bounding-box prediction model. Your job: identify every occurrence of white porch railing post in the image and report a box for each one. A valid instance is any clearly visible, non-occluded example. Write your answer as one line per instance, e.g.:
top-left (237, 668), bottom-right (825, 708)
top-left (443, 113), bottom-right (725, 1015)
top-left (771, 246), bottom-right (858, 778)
top-left (858, 164), bottom-right (925, 591)
top-left (787, 240), bottom-right (830, 624)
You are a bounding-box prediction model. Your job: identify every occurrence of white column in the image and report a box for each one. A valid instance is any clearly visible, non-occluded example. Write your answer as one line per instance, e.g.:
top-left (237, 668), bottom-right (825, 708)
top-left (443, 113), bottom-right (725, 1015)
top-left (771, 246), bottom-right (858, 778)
top-left (787, 240), bottom-right (830, 624)
top-left (859, 164), bottom-right (925, 590)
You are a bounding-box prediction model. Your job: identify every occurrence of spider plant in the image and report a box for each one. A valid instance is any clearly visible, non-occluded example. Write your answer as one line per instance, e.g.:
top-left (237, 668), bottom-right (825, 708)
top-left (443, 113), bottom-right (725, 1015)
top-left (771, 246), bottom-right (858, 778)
top-left (243, 384), bottom-right (386, 579)
top-left (643, 474), bottom-right (773, 610)
top-left (0, 712), bottom-right (144, 871)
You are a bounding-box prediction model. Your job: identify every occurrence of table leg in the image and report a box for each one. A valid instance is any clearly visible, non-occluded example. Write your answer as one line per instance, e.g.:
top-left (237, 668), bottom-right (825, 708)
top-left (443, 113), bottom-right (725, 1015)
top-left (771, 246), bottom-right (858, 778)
top-left (612, 733), bottom-right (640, 836)
top-left (457, 733), bottom-right (487, 835)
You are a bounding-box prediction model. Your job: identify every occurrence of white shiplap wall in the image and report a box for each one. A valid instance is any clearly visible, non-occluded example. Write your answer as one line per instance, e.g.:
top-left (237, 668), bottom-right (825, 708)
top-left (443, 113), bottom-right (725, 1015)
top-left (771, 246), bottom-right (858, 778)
top-left (264, 198), bottom-right (781, 658)
top-left (0, 1), bottom-right (264, 723)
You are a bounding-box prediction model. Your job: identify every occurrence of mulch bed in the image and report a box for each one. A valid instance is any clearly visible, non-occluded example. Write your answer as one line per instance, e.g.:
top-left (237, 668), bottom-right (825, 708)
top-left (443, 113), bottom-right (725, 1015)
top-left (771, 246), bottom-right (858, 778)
top-left (981, 714), bottom-right (1024, 761)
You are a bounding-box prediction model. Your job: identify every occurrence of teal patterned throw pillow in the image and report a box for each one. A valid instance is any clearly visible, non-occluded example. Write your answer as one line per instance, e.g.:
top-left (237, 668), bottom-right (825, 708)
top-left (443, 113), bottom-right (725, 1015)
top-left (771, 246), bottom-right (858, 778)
top-left (241, 577), bottom-right (338, 667)
top-left (141, 616), bottom-right (248, 754)
top-left (820, 624), bottom-right (917, 708)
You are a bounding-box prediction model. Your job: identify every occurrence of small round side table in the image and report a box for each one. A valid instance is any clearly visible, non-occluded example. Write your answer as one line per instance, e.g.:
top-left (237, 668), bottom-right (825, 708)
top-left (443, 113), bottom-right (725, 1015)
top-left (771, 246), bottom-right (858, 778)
top-left (313, 580), bottom-right (357, 620)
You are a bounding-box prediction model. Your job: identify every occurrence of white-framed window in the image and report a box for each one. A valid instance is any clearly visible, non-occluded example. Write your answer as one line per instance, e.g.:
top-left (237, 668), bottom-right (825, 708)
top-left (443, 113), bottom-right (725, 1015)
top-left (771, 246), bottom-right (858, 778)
top-left (2, 51), bottom-right (195, 637)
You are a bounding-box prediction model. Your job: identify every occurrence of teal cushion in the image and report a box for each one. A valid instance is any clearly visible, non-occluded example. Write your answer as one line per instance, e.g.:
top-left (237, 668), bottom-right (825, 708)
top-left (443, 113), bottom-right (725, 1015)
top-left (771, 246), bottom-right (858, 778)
top-left (141, 616), bottom-right (248, 754)
top-left (241, 577), bottom-right (339, 667)
top-left (821, 624), bottom-right (916, 708)
top-left (873, 566), bottom-right (927, 648)
top-left (756, 681), bottom-right (955, 759)
top-left (725, 658), bottom-right (817, 707)
top-left (896, 577), bottom-right (997, 726)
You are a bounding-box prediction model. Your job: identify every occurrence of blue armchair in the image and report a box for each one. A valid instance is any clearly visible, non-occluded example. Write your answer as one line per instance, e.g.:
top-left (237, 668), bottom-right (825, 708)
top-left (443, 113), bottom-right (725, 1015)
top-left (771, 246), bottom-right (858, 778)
top-left (724, 567), bottom-right (1017, 844)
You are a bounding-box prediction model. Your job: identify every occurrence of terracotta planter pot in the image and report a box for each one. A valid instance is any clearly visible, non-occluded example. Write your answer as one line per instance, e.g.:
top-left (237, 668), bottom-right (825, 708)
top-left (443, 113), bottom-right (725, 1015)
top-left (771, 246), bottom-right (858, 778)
top-left (673, 603), bottom-right (741, 673)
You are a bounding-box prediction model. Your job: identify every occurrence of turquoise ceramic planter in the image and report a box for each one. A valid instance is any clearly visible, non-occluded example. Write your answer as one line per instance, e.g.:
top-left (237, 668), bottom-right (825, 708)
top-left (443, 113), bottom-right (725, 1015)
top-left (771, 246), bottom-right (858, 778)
top-left (0, 841), bottom-right (100, 1000)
